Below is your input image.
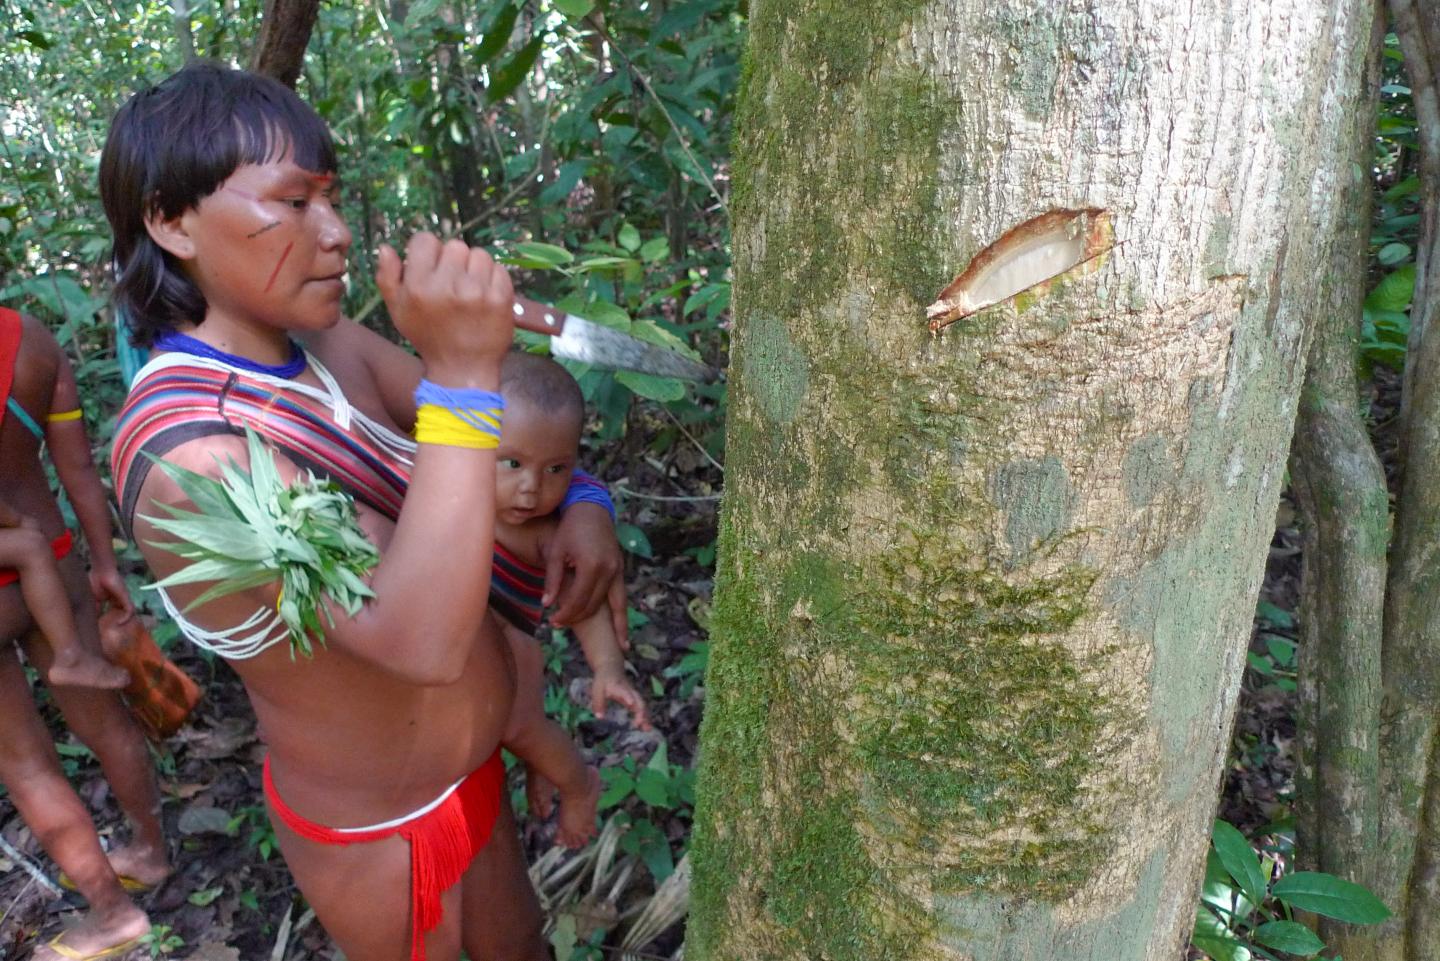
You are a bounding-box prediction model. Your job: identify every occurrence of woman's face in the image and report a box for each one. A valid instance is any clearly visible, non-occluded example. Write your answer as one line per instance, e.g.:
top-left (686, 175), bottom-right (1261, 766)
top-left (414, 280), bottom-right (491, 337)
top-left (177, 151), bottom-right (352, 338)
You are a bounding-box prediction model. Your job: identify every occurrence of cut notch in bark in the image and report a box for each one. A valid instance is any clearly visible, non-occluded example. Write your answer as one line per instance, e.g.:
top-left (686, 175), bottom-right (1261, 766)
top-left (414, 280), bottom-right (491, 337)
top-left (927, 209), bottom-right (1114, 331)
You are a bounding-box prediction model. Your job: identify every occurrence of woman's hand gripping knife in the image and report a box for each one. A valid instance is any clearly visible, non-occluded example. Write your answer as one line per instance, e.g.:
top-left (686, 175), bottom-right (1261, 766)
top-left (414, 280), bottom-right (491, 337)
top-left (343, 233), bottom-right (515, 683)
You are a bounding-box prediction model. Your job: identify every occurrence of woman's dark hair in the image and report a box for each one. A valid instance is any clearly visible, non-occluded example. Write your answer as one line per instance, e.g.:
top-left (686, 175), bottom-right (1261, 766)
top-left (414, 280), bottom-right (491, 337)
top-left (100, 61), bottom-right (338, 347)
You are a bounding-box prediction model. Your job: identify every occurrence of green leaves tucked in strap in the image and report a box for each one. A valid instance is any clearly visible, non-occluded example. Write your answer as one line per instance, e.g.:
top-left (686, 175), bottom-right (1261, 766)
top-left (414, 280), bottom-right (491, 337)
top-left (142, 429), bottom-right (379, 659)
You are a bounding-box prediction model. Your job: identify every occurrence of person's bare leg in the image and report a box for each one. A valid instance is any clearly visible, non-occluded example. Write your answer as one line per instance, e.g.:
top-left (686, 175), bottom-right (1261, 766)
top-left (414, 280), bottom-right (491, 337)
top-left (501, 626), bottom-right (558, 819)
top-left (502, 628), bottom-right (599, 847)
top-left (21, 561), bottom-right (171, 887)
top-left (0, 642), bottom-right (149, 958)
top-left (505, 718), bottom-right (600, 849)
top-left (268, 799), bottom-right (464, 961)
top-left (460, 795), bottom-right (550, 961)
top-left (0, 528), bottom-right (127, 689)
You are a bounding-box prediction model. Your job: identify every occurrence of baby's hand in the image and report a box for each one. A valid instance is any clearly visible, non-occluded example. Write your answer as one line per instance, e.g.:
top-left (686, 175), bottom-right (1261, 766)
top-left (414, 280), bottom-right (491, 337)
top-left (591, 670), bottom-right (651, 731)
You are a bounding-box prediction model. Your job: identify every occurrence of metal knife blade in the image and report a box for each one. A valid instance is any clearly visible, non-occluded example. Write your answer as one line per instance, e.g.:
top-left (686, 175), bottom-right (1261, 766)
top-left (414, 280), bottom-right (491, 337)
top-left (511, 296), bottom-right (717, 383)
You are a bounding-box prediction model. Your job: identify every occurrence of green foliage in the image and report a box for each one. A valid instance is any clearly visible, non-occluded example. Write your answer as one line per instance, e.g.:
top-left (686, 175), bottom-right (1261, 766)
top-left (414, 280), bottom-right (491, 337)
top-left (226, 805), bottom-right (278, 861)
top-left (142, 430), bottom-right (379, 659)
top-left (141, 924), bottom-right (185, 958)
top-left (599, 741), bottom-right (695, 880)
top-left (1249, 601), bottom-right (1297, 693)
top-left (1362, 32), bottom-right (1420, 372)
top-left (665, 638), bottom-right (709, 698)
top-left (2, 0), bottom-right (738, 583)
top-left (1194, 819), bottom-right (1389, 960)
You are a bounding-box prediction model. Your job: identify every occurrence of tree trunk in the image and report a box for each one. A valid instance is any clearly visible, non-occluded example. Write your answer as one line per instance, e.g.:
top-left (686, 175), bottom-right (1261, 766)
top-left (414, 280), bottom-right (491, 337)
top-left (690, 2), bottom-right (1375, 959)
top-left (250, 0), bottom-right (320, 88)
top-left (1289, 15), bottom-right (1385, 961)
top-left (1376, 2), bottom-right (1440, 957)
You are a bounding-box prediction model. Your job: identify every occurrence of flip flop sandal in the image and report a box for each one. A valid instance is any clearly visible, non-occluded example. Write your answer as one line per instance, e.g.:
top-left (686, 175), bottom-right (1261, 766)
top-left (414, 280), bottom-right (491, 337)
top-left (43, 932), bottom-right (143, 960)
top-left (56, 871), bottom-right (153, 894)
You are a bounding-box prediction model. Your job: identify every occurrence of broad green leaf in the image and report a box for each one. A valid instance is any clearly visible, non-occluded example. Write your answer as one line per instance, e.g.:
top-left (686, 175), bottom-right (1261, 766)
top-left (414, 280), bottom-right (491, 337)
top-left (616, 371), bottom-right (685, 403)
top-left (554, 0), bottom-right (596, 16)
top-left (646, 740), bottom-right (670, 773)
top-left (1364, 343), bottom-right (1407, 369)
top-left (473, 3), bottom-right (520, 68)
top-left (634, 768), bottom-right (669, 806)
top-left (639, 235), bottom-right (669, 262)
top-left (143, 515), bottom-right (271, 561)
top-left (598, 770), bottom-right (634, 808)
top-left (574, 256), bottom-right (635, 273)
top-left (578, 300), bottom-right (632, 331)
top-left (615, 521), bottom-right (654, 558)
top-left (1383, 175), bottom-right (1420, 202)
top-left (513, 241), bottom-right (574, 266)
top-left (1253, 920), bottom-right (1325, 957)
top-left (1256, 601), bottom-right (1294, 631)
top-left (1247, 652), bottom-right (1275, 676)
top-left (149, 458), bottom-right (239, 521)
top-left (1194, 904), bottom-right (1237, 940)
top-left (188, 887), bottom-right (225, 907)
top-left (549, 914), bottom-right (577, 961)
top-left (618, 222), bottom-right (641, 252)
top-left (1265, 636), bottom-right (1296, 667)
top-left (1190, 933), bottom-right (1251, 961)
top-left (539, 159), bottom-right (589, 204)
top-left (1378, 242), bottom-right (1412, 266)
top-left (1272, 872), bottom-right (1391, 924)
top-left (1365, 264), bottom-right (1416, 313)
top-left (1211, 819), bottom-right (1269, 908)
top-left (683, 282), bottom-right (731, 319)
top-left (486, 36), bottom-right (544, 106)
top-left (630, 318), bottom-right (701, 359)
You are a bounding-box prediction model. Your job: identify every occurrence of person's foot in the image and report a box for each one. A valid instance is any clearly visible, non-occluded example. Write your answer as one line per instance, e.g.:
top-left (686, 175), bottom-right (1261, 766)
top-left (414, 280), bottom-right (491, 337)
top-left (555, 767), bottom-right (601, 849)
top-left (106, 840), bottom-right (172, 889)
top-left (48, 649), bottom-right (130, 690)
top-left (29, 902), bottom-right (149, 960)
top-left (526, 766), bottom-right (557, 820)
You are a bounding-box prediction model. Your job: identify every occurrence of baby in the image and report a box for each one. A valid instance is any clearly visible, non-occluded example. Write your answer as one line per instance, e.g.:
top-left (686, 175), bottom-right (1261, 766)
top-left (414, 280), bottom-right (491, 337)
top-left (494, 351), bottom-right (650, 848)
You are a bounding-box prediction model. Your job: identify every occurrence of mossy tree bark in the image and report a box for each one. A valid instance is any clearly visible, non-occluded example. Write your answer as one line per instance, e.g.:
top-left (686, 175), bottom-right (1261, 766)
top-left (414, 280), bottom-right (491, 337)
top-left (1289, 15), bottom-right (1385, 961)
top-left (690, 2), bottom-right (1375, 959)
top-left (1360, 3), bottom-right (1440, 958)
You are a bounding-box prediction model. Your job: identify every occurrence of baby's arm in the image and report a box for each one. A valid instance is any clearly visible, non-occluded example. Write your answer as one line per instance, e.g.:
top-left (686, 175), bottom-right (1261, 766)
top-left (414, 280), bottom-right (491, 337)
top-left (570, 606), bottom-right (650, 730)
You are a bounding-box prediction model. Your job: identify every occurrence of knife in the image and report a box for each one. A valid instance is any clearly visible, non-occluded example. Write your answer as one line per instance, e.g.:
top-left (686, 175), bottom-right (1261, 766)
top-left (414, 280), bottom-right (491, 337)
top-left (511, 296), bottom-right (718, 383)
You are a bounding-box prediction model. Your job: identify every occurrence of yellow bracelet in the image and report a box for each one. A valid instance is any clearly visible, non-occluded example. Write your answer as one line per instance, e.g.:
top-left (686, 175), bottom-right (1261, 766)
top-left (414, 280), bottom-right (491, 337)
top-left (414, 403), bottom-right (501, 450)
top-left (47, 408), bottom-right (83, 423)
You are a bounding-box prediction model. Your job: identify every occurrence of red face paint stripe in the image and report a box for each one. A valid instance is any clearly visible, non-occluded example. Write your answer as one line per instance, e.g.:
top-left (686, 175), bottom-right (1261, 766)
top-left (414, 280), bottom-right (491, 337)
top-left (264, 241), bottom-right (294, 292)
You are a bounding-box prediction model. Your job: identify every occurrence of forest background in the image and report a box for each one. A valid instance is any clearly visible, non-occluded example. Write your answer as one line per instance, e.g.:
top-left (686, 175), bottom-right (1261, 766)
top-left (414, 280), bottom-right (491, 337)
top-left (0, 1), bottom-right (1425, 960)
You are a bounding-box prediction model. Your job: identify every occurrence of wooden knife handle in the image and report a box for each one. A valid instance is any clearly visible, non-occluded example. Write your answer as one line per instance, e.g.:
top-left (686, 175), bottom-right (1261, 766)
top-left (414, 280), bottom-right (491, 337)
top-left (511, 295), bottom-right (568, 336)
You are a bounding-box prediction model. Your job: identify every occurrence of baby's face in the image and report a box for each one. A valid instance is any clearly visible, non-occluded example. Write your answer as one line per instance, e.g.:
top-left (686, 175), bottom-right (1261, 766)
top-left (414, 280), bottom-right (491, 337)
top-left (494, 402), bottom-right (580, 525)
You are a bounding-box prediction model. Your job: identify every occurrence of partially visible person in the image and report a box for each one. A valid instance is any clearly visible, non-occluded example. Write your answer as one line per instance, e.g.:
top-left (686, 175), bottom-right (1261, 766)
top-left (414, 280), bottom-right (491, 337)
top-left (104, 62), bottom-right (625, 961)
top-left (491, 352), bottom-right (648, 848)
top-left (0, 305), bottom-right (171, 961)
top-left (0, 494), bottom-right (130, 689)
